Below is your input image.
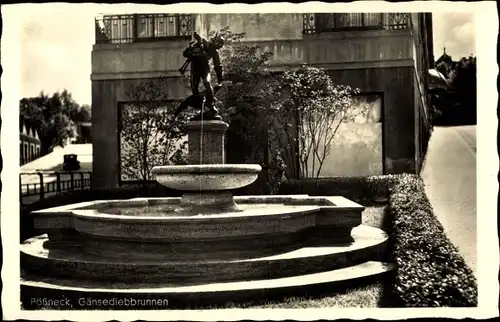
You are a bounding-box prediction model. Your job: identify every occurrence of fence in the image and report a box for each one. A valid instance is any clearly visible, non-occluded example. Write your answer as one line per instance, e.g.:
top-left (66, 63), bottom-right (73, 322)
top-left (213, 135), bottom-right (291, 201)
top-left (303, 13), bottom-right (411, 34)
top-left (20, 171), bottom-right (92, 204)
top-left (95, 13), bottom-right (193, 44)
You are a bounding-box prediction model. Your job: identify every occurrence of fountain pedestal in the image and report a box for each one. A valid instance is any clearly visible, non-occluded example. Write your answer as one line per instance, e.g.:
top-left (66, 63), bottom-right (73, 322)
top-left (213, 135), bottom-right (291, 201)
top-left (152, 120), bottom-right (261, 214)
top-left (184, 120), bottom-right (228, 165)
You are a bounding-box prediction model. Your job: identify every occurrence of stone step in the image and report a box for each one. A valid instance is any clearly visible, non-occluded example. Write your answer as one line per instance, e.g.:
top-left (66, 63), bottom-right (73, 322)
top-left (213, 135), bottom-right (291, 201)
top-left (21, 225), bottom-right (388, 284)
top-left (21, 261), bottom-right (396, 309)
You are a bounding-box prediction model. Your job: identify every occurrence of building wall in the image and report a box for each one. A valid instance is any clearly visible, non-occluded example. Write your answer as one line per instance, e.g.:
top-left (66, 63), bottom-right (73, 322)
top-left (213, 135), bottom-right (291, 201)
top-left (198, 13), bottom-right (304, 41)
top-left (92, 13), bottom-right (427, 187)
top-left (91, 38), bottom-right (190, 95)
top-left (327, 67), bottom-right (416, 174)
top-left (303, 29), bottom-right (413, 65)
top-left (92, 79), bottom-right (137, 188)
top-left (92, 15), bottom-right (414, 75)
top-left (92, 76), bottom-right (188, 188)
top-left (299, 27), bottom-right (417, 175)
top-left (410, 13), bottom-right (433, 173)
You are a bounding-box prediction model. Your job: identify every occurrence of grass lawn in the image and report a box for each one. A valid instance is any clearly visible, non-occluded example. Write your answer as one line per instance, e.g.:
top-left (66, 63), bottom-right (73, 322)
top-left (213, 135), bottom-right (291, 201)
top-left (209, 282), bottom-right (385, 309)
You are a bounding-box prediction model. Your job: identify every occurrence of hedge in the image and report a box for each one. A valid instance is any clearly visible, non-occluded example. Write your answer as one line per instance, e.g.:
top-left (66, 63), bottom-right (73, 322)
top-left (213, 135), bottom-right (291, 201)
top-left (278, 175), bottom-right (399, 204)
top-left (387, 174), bottom-right (477, 307)
top-left (279, 174), bottom-right (477, 307)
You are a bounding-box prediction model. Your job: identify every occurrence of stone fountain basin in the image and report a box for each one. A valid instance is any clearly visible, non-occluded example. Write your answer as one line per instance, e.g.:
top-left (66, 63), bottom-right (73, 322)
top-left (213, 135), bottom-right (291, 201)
top-left (30, 195), bottom-right (363, 247)
top-left (151, 164), bottom-right (262, 191)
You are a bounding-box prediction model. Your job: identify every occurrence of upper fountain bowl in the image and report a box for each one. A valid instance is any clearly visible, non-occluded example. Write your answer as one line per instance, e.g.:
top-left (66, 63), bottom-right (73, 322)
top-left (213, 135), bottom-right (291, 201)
top-left (152, 164), bottom-right (262, 191)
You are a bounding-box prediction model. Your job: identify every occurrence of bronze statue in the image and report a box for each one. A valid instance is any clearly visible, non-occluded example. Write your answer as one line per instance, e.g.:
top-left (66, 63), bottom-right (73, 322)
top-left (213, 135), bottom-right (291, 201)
top-left (175, 31), bottom-right (225, 120)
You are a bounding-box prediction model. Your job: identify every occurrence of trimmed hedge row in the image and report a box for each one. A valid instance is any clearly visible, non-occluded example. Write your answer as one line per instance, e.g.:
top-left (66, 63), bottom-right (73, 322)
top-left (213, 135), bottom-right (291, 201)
top-left (279, 174), bottom-right (477, 307)
top-left (387, 174), bottom-right (477, 307)
top-left (278, 175), bottom-right (399, 204)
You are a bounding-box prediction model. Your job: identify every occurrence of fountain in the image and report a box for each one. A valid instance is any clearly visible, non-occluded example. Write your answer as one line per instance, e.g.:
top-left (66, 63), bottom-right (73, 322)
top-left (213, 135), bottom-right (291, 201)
top-left (20, 32), bottom-right (394, 309)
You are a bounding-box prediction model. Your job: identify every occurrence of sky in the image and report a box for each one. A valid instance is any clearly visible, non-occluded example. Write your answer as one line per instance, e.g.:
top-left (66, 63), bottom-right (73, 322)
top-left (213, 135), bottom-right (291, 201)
top-left (14, 4), bottom-right (477, 106)
top-left (432, 12), bottom-right (476, 60)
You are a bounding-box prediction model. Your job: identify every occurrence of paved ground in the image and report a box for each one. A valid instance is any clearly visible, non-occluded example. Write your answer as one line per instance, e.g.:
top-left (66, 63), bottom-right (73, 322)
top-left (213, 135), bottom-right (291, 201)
top-left (19, 144), bottom-right (93, 205)
top-left (20, 143), bottom-right (92, 173)
top-left (421, 125), bottom-right (477, 276)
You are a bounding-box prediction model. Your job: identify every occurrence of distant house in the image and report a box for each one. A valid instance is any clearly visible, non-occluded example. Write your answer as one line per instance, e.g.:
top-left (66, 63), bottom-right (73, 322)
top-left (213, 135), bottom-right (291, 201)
top-left (435, 47), bottom-right (456, 79)
top-left (91, 12), bottom-right (434, 189)
top-left (71, 121), bottom-right (92, 144)
top-left (19, 116), bottom-right (41, 165)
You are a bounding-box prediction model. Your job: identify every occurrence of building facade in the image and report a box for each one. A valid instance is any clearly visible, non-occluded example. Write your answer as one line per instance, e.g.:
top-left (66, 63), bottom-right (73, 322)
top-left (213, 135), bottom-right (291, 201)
top-left (91, 12), bottom-right (434, 189)
top-left (20, 116), bottom-right (41, 165)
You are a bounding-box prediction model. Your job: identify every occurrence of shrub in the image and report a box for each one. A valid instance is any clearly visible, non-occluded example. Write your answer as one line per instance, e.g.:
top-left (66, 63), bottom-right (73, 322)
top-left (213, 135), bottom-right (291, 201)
top-left (277, 175), bottom-right (399, 204)
top-left (387, 174), bottom-right (477, 307)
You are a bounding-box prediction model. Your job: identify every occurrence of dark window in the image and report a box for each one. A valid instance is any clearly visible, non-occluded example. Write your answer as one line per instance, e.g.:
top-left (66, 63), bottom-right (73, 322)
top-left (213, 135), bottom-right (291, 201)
top-left (310, 13), bottom-right (383, 33)
top-left (303, 13), bottom-right (410, 34)
top-left (24, 143), bottom-right (28, 163)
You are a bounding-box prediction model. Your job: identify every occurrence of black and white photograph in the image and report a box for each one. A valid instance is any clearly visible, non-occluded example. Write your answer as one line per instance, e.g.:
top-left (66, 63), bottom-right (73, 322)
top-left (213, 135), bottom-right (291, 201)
top-left (1, 1), bottom-right (498, 320)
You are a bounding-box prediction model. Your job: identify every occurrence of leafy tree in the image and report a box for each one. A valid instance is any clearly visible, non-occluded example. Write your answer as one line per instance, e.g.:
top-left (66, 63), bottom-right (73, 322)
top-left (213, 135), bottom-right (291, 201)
top-left (451, 55), bottom-right (476, 124)
top-left (433, 55), bottom-right (476, 125)
top-left (19, 89), bottom-right (81, 154)
top-left (73, 104), bottom-right (92, 143)
top-left (195, 27), bottom-right (286, 193)
top-left (192, 28), bottom-right (361, 184)
top-left (270, 65), bottom-right (361, 178)
top-left (449, 56), bottom-right (476, 104)
top-left (210, 27), bottom-right (276, 108)
top-left (436, 60), bottom-right (455, 81)
top-left (71, 104), bottom-right (92, 123)
top-left (120, 77), bottom-right (190, 183)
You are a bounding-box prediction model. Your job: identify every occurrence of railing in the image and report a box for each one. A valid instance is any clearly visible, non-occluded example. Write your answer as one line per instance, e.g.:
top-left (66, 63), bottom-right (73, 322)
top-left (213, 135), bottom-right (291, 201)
top-left (20, 171), bottom-right (92, 203)
top-left (303, 13), bottom-right (410, 34)
top-left (95, 13), bottom-right (193, 44)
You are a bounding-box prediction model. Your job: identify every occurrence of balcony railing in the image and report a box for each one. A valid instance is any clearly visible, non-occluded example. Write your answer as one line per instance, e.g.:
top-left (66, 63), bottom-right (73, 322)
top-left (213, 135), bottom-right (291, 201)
top-left (95, 13), bottom-right (193, 44)
top-left (303, 13), bottom-right (410, 34)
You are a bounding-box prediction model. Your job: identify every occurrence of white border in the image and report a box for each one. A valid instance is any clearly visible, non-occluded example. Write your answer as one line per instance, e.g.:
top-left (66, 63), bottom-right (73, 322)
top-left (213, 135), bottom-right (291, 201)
top-left (2, 1), bottom-right (498, 320)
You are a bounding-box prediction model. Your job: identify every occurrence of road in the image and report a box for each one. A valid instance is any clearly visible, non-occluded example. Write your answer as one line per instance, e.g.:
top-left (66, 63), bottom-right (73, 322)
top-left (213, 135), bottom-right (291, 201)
top-left (421, 125), bottom-right (477, 276)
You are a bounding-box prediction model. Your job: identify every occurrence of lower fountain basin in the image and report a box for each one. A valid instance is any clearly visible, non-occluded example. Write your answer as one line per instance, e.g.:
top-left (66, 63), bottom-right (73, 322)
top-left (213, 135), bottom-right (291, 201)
top-left (32, 196), bottom-right (362, 236)
top-left (29, 195), bottom-right (364, 260)
top-left (28, 195), bottom-right (364, 261)
top-left (151, 164), bottom-right (262, 191)
top-left (20, 194), bottom-right (395, 303)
